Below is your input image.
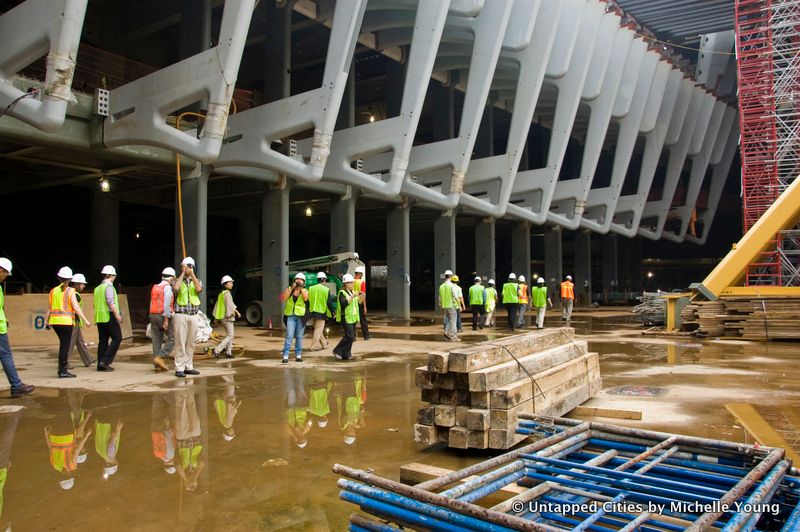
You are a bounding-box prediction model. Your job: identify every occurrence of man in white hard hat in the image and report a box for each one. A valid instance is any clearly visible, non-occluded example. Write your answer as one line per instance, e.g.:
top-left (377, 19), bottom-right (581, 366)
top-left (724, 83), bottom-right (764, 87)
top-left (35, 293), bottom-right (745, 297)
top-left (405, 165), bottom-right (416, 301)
top-left (47, 267), bottom-right (92, 378)
top-left (68, 273), bottom-right (95, 367)
top-left (353, 265), bottom-right (370, 340)
top-left (468, 276), bottom-right (485, 331)
top-left (211, 275), bottom-right (240, 358)
top-left (173, 258), bottom-right (203, 377)
top-left (438, 270), bottom-right (458, 341)
top-left (282, 272), bottom-right (309, 363)
top-left (484, 279), bottom-right (498, 328)
top-left (0, 258), bottom-right (35, 397)
top-left (307, 272), bottom-right (332, 351)
top-left (516, 275), bottom-right (529, 329)
top-left (94, 265), bottom-right (122, 372)
top-left (532, 277), bottom-right (553, 329)
top-left (149, 267), bottom-right (176, 370)
top-left (560, 274), bottom-right (575, 321)
top-left (332, 273), bottom-right (363, 360)
top-left (501, 273), bottom-right (520, 331)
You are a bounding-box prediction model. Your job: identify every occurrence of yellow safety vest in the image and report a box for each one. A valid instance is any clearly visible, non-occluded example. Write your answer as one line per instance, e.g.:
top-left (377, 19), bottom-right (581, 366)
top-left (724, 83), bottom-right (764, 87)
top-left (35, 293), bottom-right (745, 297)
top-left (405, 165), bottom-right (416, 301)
top-left (284, 292), bottom-right (307, 317)
top-left (48, 285), bottom-right (75, 326)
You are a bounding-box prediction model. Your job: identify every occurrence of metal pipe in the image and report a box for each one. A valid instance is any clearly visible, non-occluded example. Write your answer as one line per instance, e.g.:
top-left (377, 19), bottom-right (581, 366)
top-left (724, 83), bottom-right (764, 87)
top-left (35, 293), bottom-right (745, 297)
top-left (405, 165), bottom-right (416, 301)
top-left (571, 448), bottom-right (749, 480)
top-left (457, 470), bottom-right (528, 504)
top-left (586, 437), bottom-right (747, 467)
top-left (348, 513), bottom-right (400, 532)
top-left (440, 461), bottom-right (524, 499)
top-left (782, 500), bottom-right (800, 531)
top-left (720, 459), bottom-right (790, 532)
top-left (334, 466), bottom-right (562, 531)
top-left (615, 436), bottom-right (678, 471)
top-left (573, 492), bottom-right (628, 531)
top-left (538, 495), bottom-right (690, 531)
top-left (634, 446), bottom-right (680, 475)
top-left (618, 512), bottom-right (654, 532)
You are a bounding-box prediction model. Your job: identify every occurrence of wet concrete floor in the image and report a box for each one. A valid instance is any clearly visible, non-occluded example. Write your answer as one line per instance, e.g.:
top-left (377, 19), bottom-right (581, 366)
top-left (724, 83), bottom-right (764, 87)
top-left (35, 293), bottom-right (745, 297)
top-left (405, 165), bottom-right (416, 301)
top-left (0, 308), bottom-right (798, 530)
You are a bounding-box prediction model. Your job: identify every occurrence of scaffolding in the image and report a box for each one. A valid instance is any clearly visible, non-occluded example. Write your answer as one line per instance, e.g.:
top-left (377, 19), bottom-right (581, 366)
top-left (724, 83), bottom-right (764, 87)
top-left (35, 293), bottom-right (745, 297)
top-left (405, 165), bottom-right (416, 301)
top-left (735, 0), bottom-right (800, 286)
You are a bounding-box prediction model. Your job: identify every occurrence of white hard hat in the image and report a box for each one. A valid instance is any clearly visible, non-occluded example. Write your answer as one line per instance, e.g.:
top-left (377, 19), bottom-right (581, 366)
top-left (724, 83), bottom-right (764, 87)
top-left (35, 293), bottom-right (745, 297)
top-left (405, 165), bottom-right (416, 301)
top-left (343, 435), bottom-right (356, 445)
top-left (317, 418), bottom-right (328, 428)
top-left (537, 277), bottom-right (545, 284)
top-left (71, 273), bottom-right (87, 284)
top-left (519, 275), bottom-right (525, 282)
top-left (566, 275), bottom-right (572, 280)
top-left (316, 272), bottom-right (327, 279)
top-left (444, 269), bottom-right (453, 276)
top-left (474, 276), bottom-right (481, 282)
top-left (508, 273), bottom-right (516, 280)
top-left (488, 279), bottom-right (495, 285)
top-left (59, 478), bottom-right (75, 490)
top-left (101, 265), bottom-right (117, 275)
top-left (0, 258), bottom-right (12, 275)
top-left (76, 452), bottom-right (88, 464)
top-left (164, 466), bottom-right (177, 475)
top-left (294, 272), bottom-right (306, 281)
top-left (181, 257), bottom-right (195, 266)
top-left (222, 432), bottom-right (235, 442)
top-left (104, 465), bottom-right (118, 477)
top-left (354, 266), bottom-right (366, 274)
top-left (342, 273), bottom-right (355, 283)
top-left (221, 275), bottom-right (234, 285)
top-left (296, 439), bottom-right (308, 449)
top-left (57, 266), bottom-right (73, 280)
top-left (162, 267), bottom-right (176, 277)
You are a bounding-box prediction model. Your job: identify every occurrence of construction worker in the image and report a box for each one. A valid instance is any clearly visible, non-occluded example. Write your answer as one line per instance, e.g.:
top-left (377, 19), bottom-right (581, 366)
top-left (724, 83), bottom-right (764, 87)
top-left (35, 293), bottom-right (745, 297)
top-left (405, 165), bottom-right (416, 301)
top-left (560, 275), bottom-right (575, 321)
top-left (532, 277), bottom-right (553, 329)
top-left (308, 272), bottom-right (332, 351)
top-left (468, 277), bottom-right (485, 331)
top-left (502, 273), bottom-right (519, 331)
top-left (214, 375), bottom-right (240, 442)
top-left (282, 272), bottom-right (309, 363)
top-left (0, 258), bottom-right (35, 397)
top-left (451, 275), bottom-right (465, 333)
top-left (94, 265), bottom-right (122, 372)
top-left (353, 266), bottom-right (370, 340)
top-left (212, 275), bottom-right (240, 358)
top-left (517, 275), bottom-right (529, 329)
top-left (333, 273), bottom-right (363, 361)
top-left (438, 270), bottom-right (458, 341)
top-left (67, 273), bottom-right (95, 367)
top-left (173, 257), bottom-right (203, 378)
top-left (47, 267), bottom-right (92, 378)
top-left (149, 267), bottom-right (176, 371)
top-left (484, 279), bottom-right (497, 328)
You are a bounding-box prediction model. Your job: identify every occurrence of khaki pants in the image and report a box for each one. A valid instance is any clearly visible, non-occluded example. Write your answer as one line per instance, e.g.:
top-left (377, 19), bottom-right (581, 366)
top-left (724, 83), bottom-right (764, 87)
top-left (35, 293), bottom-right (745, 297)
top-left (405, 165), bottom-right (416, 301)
top-left (214, 321), bottom-right (235, 356)
top-left (68, 326), bottom-right (94, 366)
top-left (535, 306), bottom-right (546, 328)
top-left (562, 299), bottom-right (574, 320)
top-left (173, 313), bottom-right (198, 371)
top-left (310, 318), bottom-right (328, 350)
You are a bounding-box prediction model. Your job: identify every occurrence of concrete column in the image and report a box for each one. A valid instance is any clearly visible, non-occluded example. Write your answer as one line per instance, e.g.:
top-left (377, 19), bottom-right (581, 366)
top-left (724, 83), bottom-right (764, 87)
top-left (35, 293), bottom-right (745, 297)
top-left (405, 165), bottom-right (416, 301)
top-left (263, 0), bottom-right (291, 103)
top-left (175, 163), bottom-right (209, 307)
top-left (330, 189), bottom-right (357, 254)
top-left (511, 222), bottom-right (531, 283)
top-left (434, 211), bottom-right (456, 310)
top-left (574, 231), bottom-right (592, 306)
top-left (602, 233), bottom-right (619, 302)
top-left (90, 191), bottom-right (119, 271)
top-left (387, 204), bottom-right (411, 319)
top-left (238, 209), bottom-right (260, 269)
top-left (475, 218), bottom-right (496, 280)
top-left (262, 182), bottom-right (290, 327)
top-left (544, 226), bottom-right (563, 303)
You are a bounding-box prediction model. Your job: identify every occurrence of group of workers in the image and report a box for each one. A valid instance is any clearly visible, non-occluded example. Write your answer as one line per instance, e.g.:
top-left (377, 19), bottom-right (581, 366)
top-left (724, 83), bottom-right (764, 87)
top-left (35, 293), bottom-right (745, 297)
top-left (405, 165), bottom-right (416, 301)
top-left (439, 270), bottom-right (576, 340)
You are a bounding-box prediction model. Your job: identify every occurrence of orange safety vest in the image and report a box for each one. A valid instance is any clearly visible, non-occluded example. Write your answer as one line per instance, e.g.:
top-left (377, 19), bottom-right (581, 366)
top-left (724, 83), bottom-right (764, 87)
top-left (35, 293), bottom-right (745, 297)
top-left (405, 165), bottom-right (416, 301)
top-left (518, 284), bottom-right (528, 304)
top-left (49, 433), bottom-right (77, 473)
top-left (560, 281), bottom-right (575, 300)
top-left (48, 285), bottom-right (75, 325)
top-left (149, 282), bottom-right (173, 314)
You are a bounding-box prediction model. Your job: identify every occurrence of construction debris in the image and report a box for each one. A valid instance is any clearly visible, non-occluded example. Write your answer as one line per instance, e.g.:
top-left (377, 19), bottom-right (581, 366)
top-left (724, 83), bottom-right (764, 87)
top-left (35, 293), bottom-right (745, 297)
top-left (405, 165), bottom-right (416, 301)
top-left (632, 292), bottom-right (666, 325)
top-left (413, 328), bottom-right (601, 450)
top-left (682, 297), bottom-right (800, 340)
top-left (336, 416), bottom-right (800, 531)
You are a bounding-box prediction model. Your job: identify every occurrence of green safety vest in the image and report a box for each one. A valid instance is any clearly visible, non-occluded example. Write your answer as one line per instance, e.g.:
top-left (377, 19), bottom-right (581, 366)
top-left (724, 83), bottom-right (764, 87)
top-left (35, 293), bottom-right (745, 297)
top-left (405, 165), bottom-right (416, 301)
top-left (0, 285), bottom-right (6, 335)
top-left (485, 288), bottom-right (497, 311)
top-left (94, 420), bottom-right (121, 463)
top-left (214, 399), bottom-right (232, 428)
top-left (309, 383), bottom-right (333, 417)
top-left (213, 290), bottom-right (229, 320)
top-left (93, 283), bottom-right (118, 323)
top-left (532, 286), bottom-right (548, 308)
top-left (176, 281), bottom-right (200, 307)
top-left (336, 290), bottom-right (359, 324)
top-left (502, 282), bottom-right (519, 304)
top-left (308, 284), bottom-right (331, 316)
top-left (438, 282), bottom-right (454, 309)
top-left (468, 284), bottom-right (484, 305)
top-left (284, 292), bottom-right (307, 317)
top-left (179, 445), bottom-right (203, 469)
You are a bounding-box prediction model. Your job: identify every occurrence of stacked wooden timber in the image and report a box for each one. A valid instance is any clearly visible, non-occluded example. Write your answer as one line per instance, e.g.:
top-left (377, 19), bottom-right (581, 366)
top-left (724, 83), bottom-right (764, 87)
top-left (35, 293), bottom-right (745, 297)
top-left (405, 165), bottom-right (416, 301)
top-left (413, 327), bottom-right (601, 450)
top-left (682, 297), bottom-right (800, 340)
top-left (680, 300), bottom-right (725, 337)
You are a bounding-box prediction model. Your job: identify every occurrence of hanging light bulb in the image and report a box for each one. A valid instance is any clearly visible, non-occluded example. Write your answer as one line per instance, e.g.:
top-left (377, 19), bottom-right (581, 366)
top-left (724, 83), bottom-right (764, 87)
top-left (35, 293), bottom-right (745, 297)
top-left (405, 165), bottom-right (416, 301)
top-left (99, 178), bottom-right (110, 192)
top-left (369, 114), bottom-right (375, 123)
top-left (305, 206), bottom-right (313, 217)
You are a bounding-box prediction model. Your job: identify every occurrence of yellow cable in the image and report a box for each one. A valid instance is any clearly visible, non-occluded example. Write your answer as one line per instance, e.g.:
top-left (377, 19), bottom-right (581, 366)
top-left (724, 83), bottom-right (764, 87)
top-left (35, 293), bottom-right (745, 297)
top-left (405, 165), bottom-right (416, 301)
top-left (174, 111), bottom-right (207, 258)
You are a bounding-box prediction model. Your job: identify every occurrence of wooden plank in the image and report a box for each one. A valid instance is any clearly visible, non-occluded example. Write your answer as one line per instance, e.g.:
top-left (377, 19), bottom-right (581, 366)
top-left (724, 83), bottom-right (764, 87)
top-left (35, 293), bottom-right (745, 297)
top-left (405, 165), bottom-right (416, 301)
top-left (421, 388), bottom-right (440, 403)
top-left (427, 351), bottom-right (449, 374)
top-left (438, 389), bottom-right (459, 406)
top-left (490, 401), bottom-right (534, 431)
top-left (415, 367), bottom-right (434, 389)
top-left (447, 327), bottom-right (575, 373)
top-left (455, 406), bottom-right (470, 427)
top-left (416, 405), bottom-right (435, 425)
top-left (434, 405), bottom-right (456, 427)
top-left (466, 409), bottom-right (490, 431)
top-left (725, 403), bottom-right (800, 463)
top-left (468, 341), bottom-right (588, 392)
top-left (448, 426), bottom-right (469, 449)
top-left (471, 391), bottom-right (490, 409)
top-left (467, 429), bottom-right (489, 449)
top-left (489, 429), bottom-right (527, 450)
top-left (571, 406), bottom-right (642, 420)
top-left (413, 424), bottom-right (440, 446)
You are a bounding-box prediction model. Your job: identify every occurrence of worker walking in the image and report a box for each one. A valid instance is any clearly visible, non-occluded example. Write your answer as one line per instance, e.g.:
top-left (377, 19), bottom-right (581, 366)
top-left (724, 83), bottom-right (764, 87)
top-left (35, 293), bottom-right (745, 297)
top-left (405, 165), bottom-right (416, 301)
top-left (67, 274), bottom-right (95, 367)
top-left (451, 275), bottom-right (465, 333)
top-left (501, 273), bottom-right (519, 331)
top-left (517, 275), bottom-right (529, 329)
top-left (484, 279), bottom-right (497, 328)
top-left (47, 267), bottom-right (92, 378)
top-left (212, 275), bottom-right (240, 358)
top-left (173, 258), bottom-right (203, 378)
top-left (308, 272), bottom-right (332, 351)
top-left (560, 275), bottom-right (575, 321)
top-left (149, 267), bottom-right (176, 371)
top-left (282, 272), bottom-right (309, 363)
top-left (333, 274), bottom-right (363, 361)
top-left (353, 266), bottom-right (370, 340)
top-left (468, 277), bottom-right (485, 331)
top-left (438, 270), bottom-right (458, 341)
top-left (0, 258), bottom-right (35, 397)
top-left (532, 277), bottom-right (553, 329)
top-left (94, 265), bottom-right (122, 372)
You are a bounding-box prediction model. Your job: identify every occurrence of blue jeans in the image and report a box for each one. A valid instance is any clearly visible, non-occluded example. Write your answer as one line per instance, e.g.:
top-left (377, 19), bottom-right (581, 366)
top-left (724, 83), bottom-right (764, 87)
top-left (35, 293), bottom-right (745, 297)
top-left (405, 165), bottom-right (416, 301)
top-left (282, 316), bottom-right (306, 359)
top-left (0, 334), bottom-right (23, 390)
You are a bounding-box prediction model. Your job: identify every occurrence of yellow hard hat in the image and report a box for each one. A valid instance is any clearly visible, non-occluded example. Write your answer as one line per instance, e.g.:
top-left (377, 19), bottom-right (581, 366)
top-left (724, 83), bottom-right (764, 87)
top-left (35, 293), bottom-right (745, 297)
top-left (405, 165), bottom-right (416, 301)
top-left (451, 275), bottom-right (459, 282)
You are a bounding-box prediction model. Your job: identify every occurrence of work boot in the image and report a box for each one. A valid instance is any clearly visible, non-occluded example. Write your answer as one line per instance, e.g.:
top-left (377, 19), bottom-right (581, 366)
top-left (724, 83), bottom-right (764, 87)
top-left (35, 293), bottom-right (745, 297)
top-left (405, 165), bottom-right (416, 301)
top-left (58, 371), bottom-right (77, 378)
top-left (97, 363), bottom-right (114, 372)
top-left (175, 371), bottom-right (186, 378)
top-left (153, 356), bottom-right (169, 371)
top-left (184, 369), bottom-right (200, 375)
top-left (10, 384), bottom-right (35, 398)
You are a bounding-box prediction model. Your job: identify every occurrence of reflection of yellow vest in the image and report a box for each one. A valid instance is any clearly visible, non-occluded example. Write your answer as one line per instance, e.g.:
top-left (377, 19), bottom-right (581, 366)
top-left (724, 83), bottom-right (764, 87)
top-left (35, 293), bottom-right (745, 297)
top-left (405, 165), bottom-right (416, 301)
top-left (285, 407), bottom-right (308, 428)
top-left (214, 399), bottom-right (236, 429)
top-left (49, 433), bottom-right (76, 473)
top-left (179, 445), bottom-right (203, 469)
top-left (95, 420), bottom-right (121, 462)
top-left (309, 384), bottom-right (332, 417)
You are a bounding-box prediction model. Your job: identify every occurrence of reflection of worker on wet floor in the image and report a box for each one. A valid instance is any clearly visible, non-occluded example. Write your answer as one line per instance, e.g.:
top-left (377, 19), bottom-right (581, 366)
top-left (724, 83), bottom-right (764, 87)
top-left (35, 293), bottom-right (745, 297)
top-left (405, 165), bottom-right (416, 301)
top-left (46, 391), bottom-right (93, 490)
top-left (307, 373), bottom-right (333, 429)
top-left (336, 374), bottom-right (366, 445)
top-left (214, 375), bottom-right (240, 442)
top-left (151, 392), bottom-right (176, 475)
top-left (284, 369), bottom-right (311, 448)
top-left (95, 410), bottom-right (123, 480)
top-left (172, 383), bottom-right (204, 491)
top-left (0, 409), bottom-right (20, 521)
